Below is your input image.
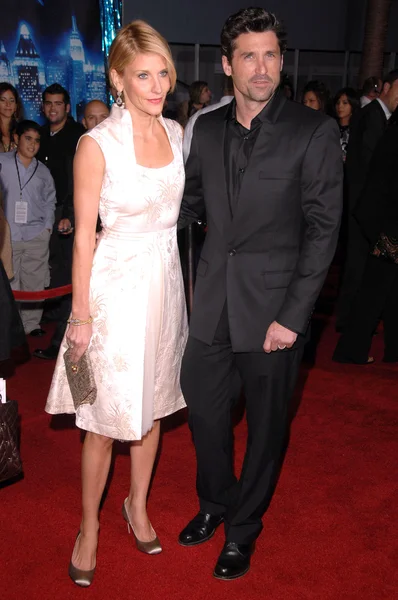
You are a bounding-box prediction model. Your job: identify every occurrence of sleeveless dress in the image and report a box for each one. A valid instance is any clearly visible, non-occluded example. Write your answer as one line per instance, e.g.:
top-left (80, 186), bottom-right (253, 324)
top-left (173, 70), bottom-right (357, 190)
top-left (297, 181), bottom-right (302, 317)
top-left (45, 104), bottom-right (188, 441)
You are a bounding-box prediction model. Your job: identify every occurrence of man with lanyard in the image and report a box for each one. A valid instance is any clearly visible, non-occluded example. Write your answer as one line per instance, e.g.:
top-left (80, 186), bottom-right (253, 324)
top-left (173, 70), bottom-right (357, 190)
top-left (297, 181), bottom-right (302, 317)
top-left (34, 83), bottom-right (84, 360)
top-left (0, 120), bottom-right (56, 335)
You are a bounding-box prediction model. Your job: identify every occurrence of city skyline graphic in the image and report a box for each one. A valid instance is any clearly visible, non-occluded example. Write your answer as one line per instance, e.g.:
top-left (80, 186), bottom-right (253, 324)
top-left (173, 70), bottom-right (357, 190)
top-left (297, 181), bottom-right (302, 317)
top-left (0, 15), bottom-right (107, 123)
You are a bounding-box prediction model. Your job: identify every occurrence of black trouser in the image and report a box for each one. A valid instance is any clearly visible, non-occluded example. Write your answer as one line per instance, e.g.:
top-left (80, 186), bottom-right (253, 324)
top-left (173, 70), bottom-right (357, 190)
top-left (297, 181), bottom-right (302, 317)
top-left (181, 306), bottom-right (303, 545)
top-left (44, 207), bottom-right (73, 322)
top-left (334, 255), bottom-right (398, 363)
top-left (49, 295), bottom-right (71, 349)
top-left (336, 216), bottom-right (370, 331)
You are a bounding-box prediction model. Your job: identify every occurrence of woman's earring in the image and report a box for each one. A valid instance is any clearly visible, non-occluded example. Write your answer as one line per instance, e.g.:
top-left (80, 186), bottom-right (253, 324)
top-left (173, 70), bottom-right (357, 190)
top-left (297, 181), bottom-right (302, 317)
top-left (116, 90), bottom-right (124, 108)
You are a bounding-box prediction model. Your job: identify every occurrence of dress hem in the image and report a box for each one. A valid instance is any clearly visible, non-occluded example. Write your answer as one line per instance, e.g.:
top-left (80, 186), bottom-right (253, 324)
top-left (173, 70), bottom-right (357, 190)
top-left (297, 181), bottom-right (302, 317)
top-left (45, 396), bottom-right (186, 441)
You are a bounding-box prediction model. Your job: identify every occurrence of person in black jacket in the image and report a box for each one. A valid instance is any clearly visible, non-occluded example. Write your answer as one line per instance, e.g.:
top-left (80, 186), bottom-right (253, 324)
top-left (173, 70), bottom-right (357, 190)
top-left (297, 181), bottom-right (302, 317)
top-left (177, 8), bottom-right (342, 580)
top-left (34, 84), bottom-right (85, 359)
top-left (333, 109), bottom-right (398, 363)
top-left (335, 69), bottom-right (398, 332)
top-left (0, 259), bottom-right (26, 368)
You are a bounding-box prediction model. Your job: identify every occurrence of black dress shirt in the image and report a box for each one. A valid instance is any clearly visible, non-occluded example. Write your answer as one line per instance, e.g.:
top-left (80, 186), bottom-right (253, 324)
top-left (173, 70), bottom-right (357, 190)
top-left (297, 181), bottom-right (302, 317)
top-left (224, 95), bottom-right (276, 215)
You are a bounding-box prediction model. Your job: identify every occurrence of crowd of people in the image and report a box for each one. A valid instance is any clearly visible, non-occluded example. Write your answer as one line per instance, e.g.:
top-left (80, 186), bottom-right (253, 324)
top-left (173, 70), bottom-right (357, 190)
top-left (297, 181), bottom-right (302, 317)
top-left (0, 84), bottom-right (109, 361)
top-left (0, 4), bottom-right (397, 591)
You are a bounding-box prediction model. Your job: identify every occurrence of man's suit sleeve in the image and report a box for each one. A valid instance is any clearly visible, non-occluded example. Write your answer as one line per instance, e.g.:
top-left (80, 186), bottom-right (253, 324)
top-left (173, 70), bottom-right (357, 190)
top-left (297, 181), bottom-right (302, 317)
top-left (178, 122), bottom-right (206, 230)
top-left (360, 109), bottom-right (384, 170)
top-left (276, 118), bottom-right (343, 334)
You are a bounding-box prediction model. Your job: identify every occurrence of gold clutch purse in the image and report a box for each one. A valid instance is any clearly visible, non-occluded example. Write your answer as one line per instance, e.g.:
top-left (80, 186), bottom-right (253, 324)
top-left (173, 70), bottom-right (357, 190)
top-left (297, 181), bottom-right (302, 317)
top-left (63, 348), bottom-right (97, 411)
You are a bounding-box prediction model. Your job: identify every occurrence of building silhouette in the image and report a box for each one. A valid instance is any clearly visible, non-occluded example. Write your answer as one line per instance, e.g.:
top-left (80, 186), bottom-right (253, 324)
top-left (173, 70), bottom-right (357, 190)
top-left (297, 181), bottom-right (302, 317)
top-left (0, 17), bottom-right (106, 122)
top-left (13, 24), bottom-right (45, 120)
top-left (68, 16), bottom-right (87, 115)
top-left (46, 54), bottom-right (70, 92)
top-left (0, 41), bottom-right (12, 80)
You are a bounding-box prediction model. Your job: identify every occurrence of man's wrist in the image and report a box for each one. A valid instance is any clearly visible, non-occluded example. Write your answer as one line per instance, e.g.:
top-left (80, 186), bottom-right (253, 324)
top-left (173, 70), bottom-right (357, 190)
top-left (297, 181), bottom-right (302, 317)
top-left (275, 320), bottom-right (300, 336)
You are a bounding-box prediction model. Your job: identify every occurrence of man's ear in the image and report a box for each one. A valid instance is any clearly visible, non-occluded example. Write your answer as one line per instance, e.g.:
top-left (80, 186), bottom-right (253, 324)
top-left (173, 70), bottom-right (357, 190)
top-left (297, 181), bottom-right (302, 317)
top-left (66, 103), bottom-right (71, 114)
top-left (382, 81), bottom-right (390, 96)
top-left (222, 55), bottom-right (232, 78)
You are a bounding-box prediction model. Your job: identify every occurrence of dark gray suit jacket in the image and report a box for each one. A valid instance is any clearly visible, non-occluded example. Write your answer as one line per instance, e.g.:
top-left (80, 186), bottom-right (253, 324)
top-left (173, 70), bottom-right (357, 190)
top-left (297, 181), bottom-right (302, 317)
top-left (179, 91), bottom-right (343, 352)
top-left (345, 99), bottom-right (388, 211)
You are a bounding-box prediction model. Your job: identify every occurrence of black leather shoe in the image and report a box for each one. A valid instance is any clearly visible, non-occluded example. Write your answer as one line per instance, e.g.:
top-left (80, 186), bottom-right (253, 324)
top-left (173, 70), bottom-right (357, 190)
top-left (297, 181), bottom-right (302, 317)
top-left (178, 512), bottom-right (224, 546)
top-left (213, 541), bottom-right (254, 580)
top-left (33, 345), bottom-right (59, 360)
top-left (30, 328), bottom-right (46, 337)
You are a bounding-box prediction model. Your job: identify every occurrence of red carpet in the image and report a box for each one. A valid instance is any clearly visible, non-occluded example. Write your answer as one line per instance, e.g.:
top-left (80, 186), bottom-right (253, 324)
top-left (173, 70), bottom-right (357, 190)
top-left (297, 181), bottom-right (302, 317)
top-left (1, 294), bottom-right (397, 599)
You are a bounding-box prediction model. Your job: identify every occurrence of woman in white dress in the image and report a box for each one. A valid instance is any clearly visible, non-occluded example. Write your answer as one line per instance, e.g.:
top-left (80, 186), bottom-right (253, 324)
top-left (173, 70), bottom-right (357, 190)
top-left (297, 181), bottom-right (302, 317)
top-left (45, 21), bottom-right (187, 586)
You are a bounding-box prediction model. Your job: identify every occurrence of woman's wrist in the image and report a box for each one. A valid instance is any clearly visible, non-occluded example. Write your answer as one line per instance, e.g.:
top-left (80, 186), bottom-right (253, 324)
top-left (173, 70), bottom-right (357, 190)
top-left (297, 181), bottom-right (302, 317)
top-left (70, 305), bottom-right (92, 323)
top-left (68, 316), bottom-right (93, 326)
top-left (71, 306), bottom-right (90, 320)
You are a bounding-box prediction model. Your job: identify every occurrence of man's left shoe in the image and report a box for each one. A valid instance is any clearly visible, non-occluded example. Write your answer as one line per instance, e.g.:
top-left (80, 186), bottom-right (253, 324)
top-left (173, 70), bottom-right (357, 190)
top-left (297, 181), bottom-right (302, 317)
top-left (213, 541), bottom-right (254, 580)
top-left (29, 328), bottom-right (46, 337)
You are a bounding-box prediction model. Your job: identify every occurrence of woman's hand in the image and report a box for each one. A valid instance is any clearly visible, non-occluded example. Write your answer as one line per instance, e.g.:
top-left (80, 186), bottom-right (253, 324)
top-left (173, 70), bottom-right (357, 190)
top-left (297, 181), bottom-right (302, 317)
top-left (66, 323), bottom-right (93, 364)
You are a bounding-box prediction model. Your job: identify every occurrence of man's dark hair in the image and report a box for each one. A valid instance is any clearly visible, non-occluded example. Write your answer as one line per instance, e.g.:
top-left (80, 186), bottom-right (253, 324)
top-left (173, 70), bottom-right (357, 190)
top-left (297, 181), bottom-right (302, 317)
top-left (16, 120), bottom-right (41, 138)
top-left (362, 76), bottom-right (381, 96)
top-left (42, 83), bottom-right (70, 105)
top-left (383, 69), bottom-right (398, 87)
top-left (221, 7), bottom-right (287, 62)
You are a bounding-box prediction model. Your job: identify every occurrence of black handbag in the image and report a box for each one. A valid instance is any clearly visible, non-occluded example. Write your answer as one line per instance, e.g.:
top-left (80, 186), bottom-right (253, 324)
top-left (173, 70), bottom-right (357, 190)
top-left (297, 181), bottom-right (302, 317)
top-left (0, 394), bottom-right (23, 484)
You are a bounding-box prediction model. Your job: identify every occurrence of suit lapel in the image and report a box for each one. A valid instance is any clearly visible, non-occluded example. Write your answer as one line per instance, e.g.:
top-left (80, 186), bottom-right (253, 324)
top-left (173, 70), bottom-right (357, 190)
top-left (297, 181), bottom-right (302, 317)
top-left (209, 108), bottom-right (232, 231)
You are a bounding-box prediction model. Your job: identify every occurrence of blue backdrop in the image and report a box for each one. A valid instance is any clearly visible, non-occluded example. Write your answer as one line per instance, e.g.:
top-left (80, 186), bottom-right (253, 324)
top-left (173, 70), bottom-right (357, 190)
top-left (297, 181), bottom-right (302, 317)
top-left (0, 0), bottom-right (122, 123)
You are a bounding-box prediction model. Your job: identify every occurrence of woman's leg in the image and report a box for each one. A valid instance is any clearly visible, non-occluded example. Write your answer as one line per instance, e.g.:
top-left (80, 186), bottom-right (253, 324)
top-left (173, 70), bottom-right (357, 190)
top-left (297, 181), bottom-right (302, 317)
top-left (124, 420), bottom-right (160, 541)
top-left (71, 432), bottom-right (114, 570)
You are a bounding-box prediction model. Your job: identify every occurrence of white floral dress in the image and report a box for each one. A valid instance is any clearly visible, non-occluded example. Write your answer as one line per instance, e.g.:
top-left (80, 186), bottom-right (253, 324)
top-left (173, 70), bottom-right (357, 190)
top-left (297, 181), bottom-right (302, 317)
top-left (45, 104), bottom-right (188, 440)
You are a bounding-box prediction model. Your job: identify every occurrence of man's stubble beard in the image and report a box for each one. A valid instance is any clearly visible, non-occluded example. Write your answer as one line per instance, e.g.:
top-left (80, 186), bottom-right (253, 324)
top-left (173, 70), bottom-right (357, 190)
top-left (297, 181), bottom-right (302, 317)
top-left (245, 83), bottom-right (278, 104)
top-left (46, 112), bottom-right (67, 126)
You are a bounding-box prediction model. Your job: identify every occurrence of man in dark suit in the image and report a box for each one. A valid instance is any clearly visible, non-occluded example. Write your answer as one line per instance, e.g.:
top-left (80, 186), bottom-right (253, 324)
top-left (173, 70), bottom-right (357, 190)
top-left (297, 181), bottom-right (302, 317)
top-left (335, 69), bottom-right (398, 331)
top-left (334, 109), bottom-right (398, 364)
top-left (33, 83), bottom-right (85, 359)
top-left (178, 8), bottom-right (343, 581)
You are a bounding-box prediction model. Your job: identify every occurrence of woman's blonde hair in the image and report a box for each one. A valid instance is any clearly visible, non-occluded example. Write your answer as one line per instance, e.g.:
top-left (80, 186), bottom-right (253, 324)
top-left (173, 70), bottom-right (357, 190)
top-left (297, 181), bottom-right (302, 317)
top-left (108, 20), bottom-right (177, 92)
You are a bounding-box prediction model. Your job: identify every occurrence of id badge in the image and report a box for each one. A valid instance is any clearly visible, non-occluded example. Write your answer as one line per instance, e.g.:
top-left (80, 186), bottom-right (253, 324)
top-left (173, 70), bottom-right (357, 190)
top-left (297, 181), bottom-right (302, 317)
top-left (15, 201), bottom-right (28, 224)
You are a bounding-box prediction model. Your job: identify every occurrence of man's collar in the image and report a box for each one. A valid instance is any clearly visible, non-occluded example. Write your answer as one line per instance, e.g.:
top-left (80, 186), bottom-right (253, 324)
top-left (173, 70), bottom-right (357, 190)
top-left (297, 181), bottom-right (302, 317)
top-left (47, 115), bottom-right (76, 135)
top-left (376, 97), bottom-right (392, 120)
top-left (225, 88), bottom-right (286, 126)
top-left (49, 121), bottom-right (67, 136)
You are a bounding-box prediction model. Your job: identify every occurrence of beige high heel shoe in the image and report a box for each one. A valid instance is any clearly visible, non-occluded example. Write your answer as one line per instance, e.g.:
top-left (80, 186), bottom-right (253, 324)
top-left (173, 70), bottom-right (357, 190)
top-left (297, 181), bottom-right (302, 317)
top-left (68, 532), bottom-right (96, 587)
top-left (122, 498), bottom-right (162, 555)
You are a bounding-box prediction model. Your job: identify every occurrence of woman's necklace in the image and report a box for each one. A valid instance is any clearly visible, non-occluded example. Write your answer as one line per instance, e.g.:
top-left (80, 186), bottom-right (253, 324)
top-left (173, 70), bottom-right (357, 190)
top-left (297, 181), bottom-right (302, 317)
top-left (1, 135), bottom-right (13, 152)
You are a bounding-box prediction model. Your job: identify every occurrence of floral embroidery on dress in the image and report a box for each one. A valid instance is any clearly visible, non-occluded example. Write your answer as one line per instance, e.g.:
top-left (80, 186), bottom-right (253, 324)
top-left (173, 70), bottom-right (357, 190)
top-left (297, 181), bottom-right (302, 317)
top-left (45, 107), bottom-right (188, 441)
